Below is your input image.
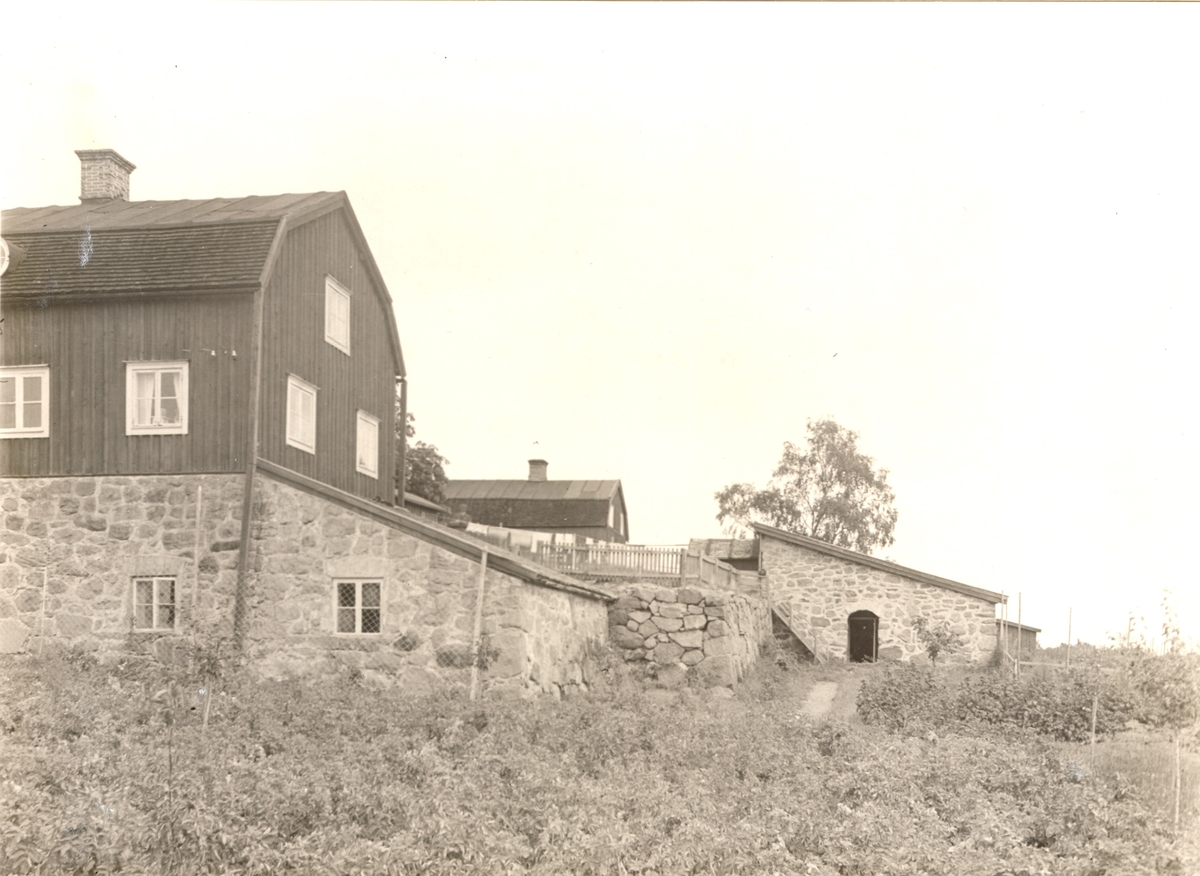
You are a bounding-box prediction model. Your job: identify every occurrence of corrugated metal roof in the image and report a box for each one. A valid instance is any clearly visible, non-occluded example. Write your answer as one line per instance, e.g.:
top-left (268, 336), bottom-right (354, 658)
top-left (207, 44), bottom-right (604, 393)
top-left (445, 479), bottom-right (621, 502)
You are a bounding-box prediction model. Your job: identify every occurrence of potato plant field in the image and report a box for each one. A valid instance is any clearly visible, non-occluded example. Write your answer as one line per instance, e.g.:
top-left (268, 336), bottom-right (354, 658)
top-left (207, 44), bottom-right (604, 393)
top-left (1, 648), bottom-right (1195, 875)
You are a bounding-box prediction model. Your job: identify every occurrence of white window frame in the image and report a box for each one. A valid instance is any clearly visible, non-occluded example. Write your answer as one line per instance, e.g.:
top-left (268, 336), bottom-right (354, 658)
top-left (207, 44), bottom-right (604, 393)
top-left (286, 374), bottom-right (317, 454)
top-left (356, 410), bottom-right (380, 479)
top-left (333, 580), bottom-right (382, 635)
top-left (125, 361), bottom-right (189, 436)
top-left (324, 276), bottom-right (351, 355)
top-left (0, 365), bottom-right (49, 439)
top-left (132, 576), bottom-right (178, 633)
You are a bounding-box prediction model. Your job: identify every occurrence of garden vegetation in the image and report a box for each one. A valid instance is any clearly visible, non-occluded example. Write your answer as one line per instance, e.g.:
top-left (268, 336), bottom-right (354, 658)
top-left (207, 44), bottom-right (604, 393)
top-left (1, 644), bottom-right (1196, 875)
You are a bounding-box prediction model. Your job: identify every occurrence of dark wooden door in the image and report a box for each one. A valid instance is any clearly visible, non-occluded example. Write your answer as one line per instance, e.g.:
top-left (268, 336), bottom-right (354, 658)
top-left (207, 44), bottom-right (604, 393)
top-left (848, 611), bottom-right (879, 663)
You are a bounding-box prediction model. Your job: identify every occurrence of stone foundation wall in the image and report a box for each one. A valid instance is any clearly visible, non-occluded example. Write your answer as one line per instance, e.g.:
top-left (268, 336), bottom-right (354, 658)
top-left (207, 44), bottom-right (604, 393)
top-left (0, 474), bottom-right (244, 655)
top-left (761, 535), bottom-right (998, 663)
top-left (0, 472), bottom-right (610, 697)
top-left (244, 475), bottom-right (609, 695)
top-left (608, 583), bottom-right (771, 687)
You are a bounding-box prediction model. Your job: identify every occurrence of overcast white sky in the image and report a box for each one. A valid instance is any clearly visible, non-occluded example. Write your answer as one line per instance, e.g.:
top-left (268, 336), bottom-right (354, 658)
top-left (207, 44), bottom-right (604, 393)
top-left (3, 3), bottom-right (1198, 648)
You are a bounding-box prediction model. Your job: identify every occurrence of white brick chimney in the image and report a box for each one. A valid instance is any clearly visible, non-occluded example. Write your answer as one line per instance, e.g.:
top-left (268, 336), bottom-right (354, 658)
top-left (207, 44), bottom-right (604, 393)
top-left (528, 459), bottom-right (548, 482)
top-left (76, 149), bottom-right (136, 201)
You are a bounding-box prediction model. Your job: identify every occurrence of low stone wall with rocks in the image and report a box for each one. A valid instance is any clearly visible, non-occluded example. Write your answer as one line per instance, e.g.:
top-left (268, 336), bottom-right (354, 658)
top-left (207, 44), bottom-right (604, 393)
top-left (0, 474), bottom-right (244, 656)
top-left (608, 583), bottom-right (771, 687)
top-left (0, 471), bottom-right (610, 697)
top-left (761, 533), bottom-right (999, 663)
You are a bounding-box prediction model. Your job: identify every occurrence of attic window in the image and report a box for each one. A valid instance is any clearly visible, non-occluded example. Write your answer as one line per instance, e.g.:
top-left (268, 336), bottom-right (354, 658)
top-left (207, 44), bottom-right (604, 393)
top-left (325, 276), bottom-right (351, 354)
top-left (126, 362), bottom-right (188, 436)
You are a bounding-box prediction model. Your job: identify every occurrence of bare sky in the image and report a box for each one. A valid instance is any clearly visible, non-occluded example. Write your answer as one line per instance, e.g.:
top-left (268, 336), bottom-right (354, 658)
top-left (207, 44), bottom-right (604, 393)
top-left (4, 3), bottom-right (1199, 648)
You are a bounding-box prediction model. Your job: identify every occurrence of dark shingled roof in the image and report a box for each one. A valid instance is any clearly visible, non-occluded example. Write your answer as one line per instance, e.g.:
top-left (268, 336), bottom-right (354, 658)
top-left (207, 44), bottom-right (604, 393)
top-left (1, 193), bottom-right (343, 299)
top-left (444, 479), bottom-right (622, 529)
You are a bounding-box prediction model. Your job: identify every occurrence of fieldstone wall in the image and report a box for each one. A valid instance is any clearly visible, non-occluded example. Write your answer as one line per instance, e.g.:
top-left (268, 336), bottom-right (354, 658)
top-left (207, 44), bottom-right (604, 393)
top-left (244, 474), bottom-right (609, 696)
top-left (0, 474), bottom-right (244, 656)
top-left (0, 471), bottom-right (610, 697)
top-left (608, 583), bottom-right (771, 687)
top-left (761, 534), bottom-right (998, 663)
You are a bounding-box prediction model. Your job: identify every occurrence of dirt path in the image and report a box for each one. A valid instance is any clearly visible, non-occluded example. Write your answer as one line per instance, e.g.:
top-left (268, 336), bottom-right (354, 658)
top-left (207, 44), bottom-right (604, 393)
top-left (798, 673), bottom-right (865, 721)
top-left (799, 681), bottom-right (838, 718)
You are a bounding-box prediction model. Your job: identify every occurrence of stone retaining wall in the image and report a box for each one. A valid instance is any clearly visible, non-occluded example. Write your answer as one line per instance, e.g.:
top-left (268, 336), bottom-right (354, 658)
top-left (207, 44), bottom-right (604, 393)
top-left (0, 472), bottom-right (610, 697)
top-left (608, 583), bottom-right (771, 687)
top-left (761, 533), bottom-right (998, 663)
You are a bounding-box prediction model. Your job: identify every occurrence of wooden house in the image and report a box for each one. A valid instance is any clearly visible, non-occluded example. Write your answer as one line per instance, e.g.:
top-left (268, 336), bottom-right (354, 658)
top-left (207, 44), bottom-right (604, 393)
top-left (0, 151), bottom-right (611, 695)
top-left (445, 459), bottom-right (630, 543)
top-left (1, 150), bottom-right (402, 499)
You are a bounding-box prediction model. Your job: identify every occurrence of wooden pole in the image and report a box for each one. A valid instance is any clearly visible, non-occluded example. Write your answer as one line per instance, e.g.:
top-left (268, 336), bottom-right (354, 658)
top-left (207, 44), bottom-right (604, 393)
top-left (1090, 689), bottom-right (1099, 770)
top-left (191, 486), bottom-right (203, 614)
top-left (1016, 593), bottom-right (1022, 679)
top-left (1070, 604), bottom-right (1080, 667)
top-left (38, 568), bottom-right (48, 655)
top-left (1175, 730), bottom-right (1182, 833)
top-left (468, 550), bottom-right (489, 702)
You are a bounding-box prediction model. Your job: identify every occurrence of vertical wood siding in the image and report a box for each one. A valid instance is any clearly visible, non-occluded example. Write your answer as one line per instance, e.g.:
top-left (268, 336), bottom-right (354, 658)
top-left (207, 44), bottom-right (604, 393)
top-left (0, 294), bottom-right (254, 477)
top-left (257, 211), bottom-right (399, 503)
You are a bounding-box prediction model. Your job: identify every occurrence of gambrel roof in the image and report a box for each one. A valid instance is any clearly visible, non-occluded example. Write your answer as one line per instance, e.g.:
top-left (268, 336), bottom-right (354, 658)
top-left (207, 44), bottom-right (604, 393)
top-left (1, 192), bottom-right (404, 376)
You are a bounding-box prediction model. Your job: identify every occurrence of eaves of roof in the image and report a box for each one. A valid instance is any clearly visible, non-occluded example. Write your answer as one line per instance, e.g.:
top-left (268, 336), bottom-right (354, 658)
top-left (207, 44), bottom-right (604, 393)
top-left (996, 620), bottom-right (1042, 633)
top-left (752, 523), bottom-right (1005, 605)
top-left (256, 459), bottom-right (613, 603)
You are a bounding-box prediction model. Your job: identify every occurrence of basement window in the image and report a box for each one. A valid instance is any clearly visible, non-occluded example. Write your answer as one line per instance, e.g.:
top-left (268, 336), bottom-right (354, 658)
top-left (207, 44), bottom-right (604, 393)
top-left (126, 362), bottom-right (188, 435)
top-left (0, 365), bottom-right (49, 438)
top-left (133, 577), bottom-right (177, 631)
top-left (335, 581), bottom-right (382, 634)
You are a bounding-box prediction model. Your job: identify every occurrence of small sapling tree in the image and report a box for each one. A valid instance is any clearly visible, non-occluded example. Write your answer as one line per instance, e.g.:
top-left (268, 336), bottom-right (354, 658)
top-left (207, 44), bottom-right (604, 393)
top-left (911, 616), bottom-right (963, 666)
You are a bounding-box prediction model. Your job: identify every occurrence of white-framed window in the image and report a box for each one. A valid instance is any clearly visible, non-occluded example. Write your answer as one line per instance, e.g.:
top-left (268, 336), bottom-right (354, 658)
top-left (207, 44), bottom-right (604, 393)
top-left (126, 361), bottom-right (188, 435)
top-left (0, 365), bottom-right (49, 439)
top-left (286, 374), bottom-right (317, 454)
top-left (324, 276), bottom-right (351, 354)
top-left (335, 580), bottom-right (382, 634)
top-left (356, 410), bottom-right (380, 478)
top-left (133, 576), bottom-right (177, 632)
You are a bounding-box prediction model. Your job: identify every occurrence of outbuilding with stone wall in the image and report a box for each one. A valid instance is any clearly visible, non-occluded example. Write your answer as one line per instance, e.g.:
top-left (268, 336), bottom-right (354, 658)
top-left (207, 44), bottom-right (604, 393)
top-left (754, 524), bottom-right (1004, 664)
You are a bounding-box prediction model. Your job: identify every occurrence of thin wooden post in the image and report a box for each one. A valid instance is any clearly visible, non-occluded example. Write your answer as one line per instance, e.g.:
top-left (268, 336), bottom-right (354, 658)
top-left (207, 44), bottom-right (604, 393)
top-left (38, 568), bottom-right (48, 655)
top-left (469, 550), bottom-right (489, 702)
top-left (1090, 689), bottom-right (1099, 769)
top-left (1015, 593), bottom-right (1023, 680)
top-left (192, 486), bottom-right (203, 614)
top-left (1174, 730), bottom-right (1182, 833)
top-left (1070, 607), bottom-right (1080, 667)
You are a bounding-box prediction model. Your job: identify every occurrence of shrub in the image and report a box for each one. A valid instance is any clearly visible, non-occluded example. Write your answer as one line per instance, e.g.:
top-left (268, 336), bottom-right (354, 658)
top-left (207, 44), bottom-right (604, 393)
top-left (857, 662), bottom-right (946, 731)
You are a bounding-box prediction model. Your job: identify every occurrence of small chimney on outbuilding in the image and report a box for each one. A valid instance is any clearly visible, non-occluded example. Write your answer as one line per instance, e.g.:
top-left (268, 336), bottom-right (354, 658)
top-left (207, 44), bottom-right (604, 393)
top-left (76, 149), bottom-right (136, 202)
top-left (528, 459), bottom-right (548, 482)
